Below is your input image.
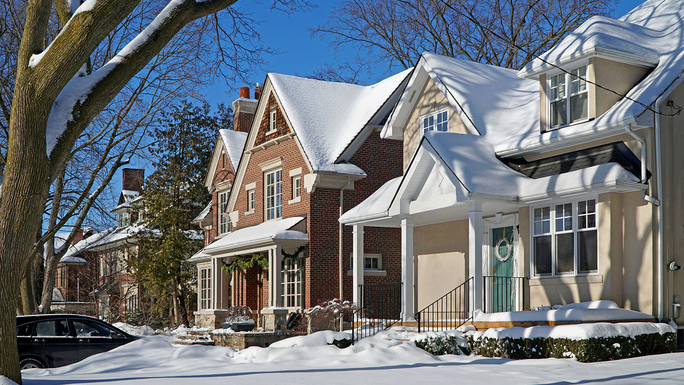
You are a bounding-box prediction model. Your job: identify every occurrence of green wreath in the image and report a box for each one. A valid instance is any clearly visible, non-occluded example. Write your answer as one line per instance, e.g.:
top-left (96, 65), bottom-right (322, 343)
top-left (221, 253), bottom-right (268, 275)
top-left (281, 245), bottom-right (306, 263)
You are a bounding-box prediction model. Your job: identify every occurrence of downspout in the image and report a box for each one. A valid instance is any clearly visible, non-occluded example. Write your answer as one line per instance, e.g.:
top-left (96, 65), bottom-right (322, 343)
top-left (624, 115), bottom-right (664, 320)
top-left (339, 177), bottom-right (352, 300)
top-left (655, 97), bottom-right (665, 320)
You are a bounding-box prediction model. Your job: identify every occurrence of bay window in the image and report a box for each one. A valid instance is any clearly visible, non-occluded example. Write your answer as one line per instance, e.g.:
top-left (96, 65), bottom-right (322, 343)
top-left (533, 198), bottom-right (597, 276)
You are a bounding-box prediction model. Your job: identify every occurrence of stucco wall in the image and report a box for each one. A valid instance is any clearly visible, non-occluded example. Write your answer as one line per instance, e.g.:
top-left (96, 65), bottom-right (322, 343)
top-left (525, 191), bottom-right (654, 313)
top-left (414, 220), bottom-right (469, 310)
top-left (590, 57), bottom-right (651, 119)
top-left (403, 77), bottom-right (469, 170)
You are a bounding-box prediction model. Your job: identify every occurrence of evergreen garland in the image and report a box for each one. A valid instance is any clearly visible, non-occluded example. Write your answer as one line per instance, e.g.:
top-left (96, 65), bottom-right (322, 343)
top-left (281, 245), bottom-right (306, 263)
top-left (221, 253), bottom-right (268, 275)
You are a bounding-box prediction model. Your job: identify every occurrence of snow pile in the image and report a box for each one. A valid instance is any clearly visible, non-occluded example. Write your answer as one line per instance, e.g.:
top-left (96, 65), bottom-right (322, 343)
top-left (0, 376), bottom-right (18, 385)
top-left (112, 322), bottom-right (155, 337)
top-left (269, 330), bottom-right (351, 347)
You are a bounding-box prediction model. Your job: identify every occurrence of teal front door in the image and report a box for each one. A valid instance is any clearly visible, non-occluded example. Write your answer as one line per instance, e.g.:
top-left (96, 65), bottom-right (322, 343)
top-left (491, 226), bottom-right (514, 312)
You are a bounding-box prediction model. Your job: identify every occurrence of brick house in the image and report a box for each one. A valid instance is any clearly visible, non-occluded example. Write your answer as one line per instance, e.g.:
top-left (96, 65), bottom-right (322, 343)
top-left (192, 70), bottom-right (411, 329)
top-left (56, 168), bottom-right (145, 320)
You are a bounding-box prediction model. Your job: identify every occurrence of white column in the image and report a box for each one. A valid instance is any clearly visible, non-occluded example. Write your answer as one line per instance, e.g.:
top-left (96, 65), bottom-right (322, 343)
top-left (212, 257), bottom-right (221, 310)
top-left (352, 225), bottom-right (364, 306)
top-left (469, 203), bottom-right (483, 314)
top-left (271, 247), bottom-right (282, 307)
top-left (401, 217), bottom-right (415, 321)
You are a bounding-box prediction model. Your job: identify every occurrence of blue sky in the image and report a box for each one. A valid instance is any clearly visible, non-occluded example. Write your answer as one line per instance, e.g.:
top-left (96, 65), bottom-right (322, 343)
top-left (202, 0), bottom-right (646, 105)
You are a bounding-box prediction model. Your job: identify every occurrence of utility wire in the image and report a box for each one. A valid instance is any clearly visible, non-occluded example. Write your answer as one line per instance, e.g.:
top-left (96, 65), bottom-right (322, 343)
top-left (442, 0), bottom-right (682, 117)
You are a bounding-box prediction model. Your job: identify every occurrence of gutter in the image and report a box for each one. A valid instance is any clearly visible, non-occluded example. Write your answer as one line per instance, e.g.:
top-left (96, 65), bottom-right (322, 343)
top-left (655, 97), bottom-right (665, 320)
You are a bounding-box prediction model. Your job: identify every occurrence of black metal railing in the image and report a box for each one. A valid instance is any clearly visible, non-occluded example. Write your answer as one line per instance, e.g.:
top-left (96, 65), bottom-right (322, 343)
top-left (483, 276), bottom-right (528, 313)
top-left (415, 277), bottom-right (472, 333)
top-left (351, 282), bottom-right (402, 342)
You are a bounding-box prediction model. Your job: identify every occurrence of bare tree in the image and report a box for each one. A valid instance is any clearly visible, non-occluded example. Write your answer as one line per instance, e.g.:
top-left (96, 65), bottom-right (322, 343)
top-left (0, 0), bottom-right (308, 381)
top-left (314, 0), bottom-right (618, 72)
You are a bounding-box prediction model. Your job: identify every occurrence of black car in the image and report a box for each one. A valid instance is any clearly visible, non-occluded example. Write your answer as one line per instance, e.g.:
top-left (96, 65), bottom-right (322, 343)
top-left (17, 314), bottom-right (139, 369)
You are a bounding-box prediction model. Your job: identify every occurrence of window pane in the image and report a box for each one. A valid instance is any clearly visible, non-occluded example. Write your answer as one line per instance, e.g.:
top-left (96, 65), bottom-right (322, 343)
top-left (570, 93), bottom-right (587, 123)
top-left (556, 233), bottom-right (574, 273)
top-left (579, 230), bottom-right (598, 272)
top-left (551, 100), bottom-right (567, 128)
top-left (534, 236), bottom-right (552, 275)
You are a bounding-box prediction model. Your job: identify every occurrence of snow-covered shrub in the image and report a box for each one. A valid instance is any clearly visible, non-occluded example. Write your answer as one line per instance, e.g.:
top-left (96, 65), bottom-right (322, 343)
top-left (414, 335), bottom-right (470, 356)
top-left (305, 299), bottom-right (358, 334)
top-left (467, 331), bottom-right (675, 362)
top-left (225, 306), bottom-right (254, 324)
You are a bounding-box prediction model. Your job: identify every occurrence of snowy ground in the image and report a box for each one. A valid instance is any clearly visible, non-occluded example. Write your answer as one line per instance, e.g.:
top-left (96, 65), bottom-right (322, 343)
top-left (12, 326), bottom-right (684, 385)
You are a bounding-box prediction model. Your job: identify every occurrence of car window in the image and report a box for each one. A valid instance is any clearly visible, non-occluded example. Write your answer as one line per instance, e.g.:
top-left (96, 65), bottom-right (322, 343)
top-left (17, 322), bottom-right (32, 336)
top-left (35, 320), bottom-right (70, 337)
top-left (73, 320), bottom-right (119, 338)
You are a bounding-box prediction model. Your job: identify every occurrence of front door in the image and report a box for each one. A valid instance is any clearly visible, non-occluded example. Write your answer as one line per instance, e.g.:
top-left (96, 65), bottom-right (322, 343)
top-left (491, 226), bottom-right (514, 312)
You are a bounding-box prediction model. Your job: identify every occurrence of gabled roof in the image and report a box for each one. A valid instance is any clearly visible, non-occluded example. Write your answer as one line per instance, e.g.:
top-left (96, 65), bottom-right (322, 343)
top-left (219, 129), bottom-right (248, 171)
top-left (203, 216), bottom-right (308, 256)
top-left (269, 69), bottom-right (412, 174)
top-left (383, 0), bottom-right (684, 157)
top-left (340, 132), bottom-right (643, 226)
top-left (59, 226), bottom-right (140, 262)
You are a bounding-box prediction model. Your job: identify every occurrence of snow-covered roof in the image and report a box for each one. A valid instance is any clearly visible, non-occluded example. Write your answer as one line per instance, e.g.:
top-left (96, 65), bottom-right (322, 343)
top-left (218, 129), bottom-right (247, 170)
top-left (60, 226), bottom-right (139, 261)
top-left (203, 217), bottom-right (308, 254)
top-left (519, 16), bottom-right (660, 77)
top-left (192, 202), bottom-right (212, 224)
top-left (269, 69), bottom-right (411, 174)
top-left (384, 0), bottom-right (684, 156)
top-left (340, 132), bottom-right (642, 224)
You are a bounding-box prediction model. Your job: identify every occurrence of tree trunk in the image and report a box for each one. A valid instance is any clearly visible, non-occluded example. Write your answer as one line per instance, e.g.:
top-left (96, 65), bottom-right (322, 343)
top-left (20, 257), bottom-right (37, 315)
top-left (171, 276), bottom-right (181, 326)
top-left (41, 173), bottom-right (65, 313)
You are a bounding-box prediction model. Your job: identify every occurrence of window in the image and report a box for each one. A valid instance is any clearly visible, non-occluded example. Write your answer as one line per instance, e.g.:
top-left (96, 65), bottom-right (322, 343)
top-left (265, 169), bottom-right (283, 220)
top-left (268, 107), bottom-right (277, 133)
top-left (281, 257), bottom-right (303, 308)
top-left (199, 267), bottom-right (212, 310)
top-left (533, 199), bottom-right (597, 276)
top-left (421, 109), bottom-right (448, 135)
top-left (292, 176), bottom-right (301, 200)
top-left (365, 255), bottom-right (381, 270)
top-left (248, 190), bottom-right (255, 212)
top-left (549, 66), bottom-right (587, 129)
top-left (219, 191), bottom-right (230, 234)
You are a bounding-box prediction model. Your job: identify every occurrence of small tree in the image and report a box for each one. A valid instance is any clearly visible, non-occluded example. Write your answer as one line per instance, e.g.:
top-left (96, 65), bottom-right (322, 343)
top-left (131, 101), bottom-right (227, 327)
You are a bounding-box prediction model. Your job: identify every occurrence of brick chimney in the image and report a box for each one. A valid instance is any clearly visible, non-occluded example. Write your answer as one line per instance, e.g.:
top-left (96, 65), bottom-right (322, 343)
top-left (122, 168), bottom-right (144, 192)
top-left (231, 86), bottom-right (258, 133)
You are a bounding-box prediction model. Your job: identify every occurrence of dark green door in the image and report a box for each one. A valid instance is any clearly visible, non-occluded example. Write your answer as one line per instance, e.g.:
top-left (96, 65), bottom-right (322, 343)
top-left (491, 226), bottom-right (514, 312)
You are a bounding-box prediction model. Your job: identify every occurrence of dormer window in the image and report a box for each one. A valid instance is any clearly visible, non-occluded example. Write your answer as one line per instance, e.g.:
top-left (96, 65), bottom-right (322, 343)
top-left (421, 109), bottom-right (448, 135)
top-left (549, 66), bottom-right (587, 130)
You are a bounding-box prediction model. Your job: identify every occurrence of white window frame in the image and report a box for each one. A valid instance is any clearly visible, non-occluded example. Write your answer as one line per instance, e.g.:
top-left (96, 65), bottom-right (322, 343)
top-left (265, 168), bottom-right (283, 220)
top-left (420, 108), bottom-right (449, 136)
top-left (267, 107), bottom-right (277, 134)
top-left (531, 197), bottom-right (598, 278)
top-left (348, 253), bottom-right (386, 276)
top-left (244, 182), bottom-right (256, 215)
top-left (199, 265), bottom-right (212, 310)
top-left (548, 65), bottom-right (588, 130)
top-left (281, 257), bottom-right (303, 309)
top-left (289, 168), bottom-right (302, 204)
top-left (218, 190), bottom-right (230, 235)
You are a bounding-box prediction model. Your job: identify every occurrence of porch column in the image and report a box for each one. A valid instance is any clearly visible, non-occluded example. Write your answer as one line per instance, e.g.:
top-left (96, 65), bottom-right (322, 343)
top-left (270, 246), bottom-right (282, 307)
top-left (469, 203), bottom-right (483, 314)
top-left (212, 257), bottom-right (222, 309)
top-left (352, 224), bottom-right (364, 306)
top-left (401, 217), bottom-right (415, 321)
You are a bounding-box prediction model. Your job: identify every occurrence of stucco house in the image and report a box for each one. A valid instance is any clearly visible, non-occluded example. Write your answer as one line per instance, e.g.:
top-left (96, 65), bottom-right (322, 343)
top-left (191, 70), bottom-right (411, 329)
top-left (341, 0), bottom-right (684, 337)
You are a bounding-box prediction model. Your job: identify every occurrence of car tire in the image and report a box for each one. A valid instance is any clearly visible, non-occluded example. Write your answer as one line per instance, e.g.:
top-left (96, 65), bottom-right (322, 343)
top-left (20, 358), bottom-right (45, 370)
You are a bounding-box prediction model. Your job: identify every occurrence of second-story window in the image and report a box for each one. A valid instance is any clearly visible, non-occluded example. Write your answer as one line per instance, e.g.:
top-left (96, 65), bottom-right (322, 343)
top-left (219, 191), bottom-right (230, 234)
top-left (421, 109), bottom-right (448, 135)
top-left (265, 169), bottom-right (282, 220)
top-left (268, 107), bottom-right (277, 134)
top-left (549, 66), bottom-right (587, 130)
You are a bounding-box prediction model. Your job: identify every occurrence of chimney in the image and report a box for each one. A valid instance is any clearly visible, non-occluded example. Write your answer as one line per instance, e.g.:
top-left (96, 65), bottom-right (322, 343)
top-left (122, 168), bottom-right (144, 192)
top-left (232, 85), bottom-right (258, 133)
top-left (254, 83), bottom-right (262, 100)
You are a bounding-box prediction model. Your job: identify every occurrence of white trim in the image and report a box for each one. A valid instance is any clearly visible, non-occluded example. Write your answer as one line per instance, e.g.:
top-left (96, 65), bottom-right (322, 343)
top-left (289, 168), bottom-right (302, 177)
top-left (260, 157), bottom-right (282, 172)
top-left (244, 182), bottom-right (256, 191)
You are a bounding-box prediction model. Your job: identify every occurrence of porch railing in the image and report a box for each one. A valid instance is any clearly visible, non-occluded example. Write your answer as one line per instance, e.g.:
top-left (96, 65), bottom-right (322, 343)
top-left (351, 282), bottom-right (402, 342)
top-left (415, 277), bottom-right (472, 333)
top-left (483, 276), bottom-right (528, 313)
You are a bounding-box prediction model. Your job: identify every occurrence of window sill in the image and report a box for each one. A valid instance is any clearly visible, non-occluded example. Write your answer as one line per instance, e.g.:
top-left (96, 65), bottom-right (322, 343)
top-left (244, 210), bottom-right (255, 216)
top-left (529, 274), bottom-right (603, 286)
top-left (346, 269), bottom-right (387, 277)
top-left (265, 129), bottom-right (277, 135)
top-left (288, 197), bottom-right (301, 205)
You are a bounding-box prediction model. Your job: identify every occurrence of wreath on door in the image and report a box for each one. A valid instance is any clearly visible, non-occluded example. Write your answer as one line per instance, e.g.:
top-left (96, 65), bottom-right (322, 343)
top-left (494, 237), bottom-right (513, 262)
